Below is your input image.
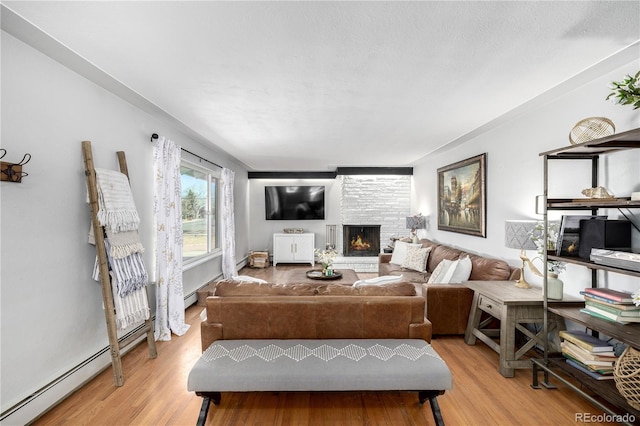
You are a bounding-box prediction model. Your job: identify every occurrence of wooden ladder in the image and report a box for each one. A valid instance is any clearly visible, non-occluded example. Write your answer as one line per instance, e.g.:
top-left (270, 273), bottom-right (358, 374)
top-left (81, 140), bottom-right (157, 387)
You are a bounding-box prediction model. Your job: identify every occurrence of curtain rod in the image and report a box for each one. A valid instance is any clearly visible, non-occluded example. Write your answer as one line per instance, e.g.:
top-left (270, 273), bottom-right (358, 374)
top-left (150, 133), bottom-right (222, 169)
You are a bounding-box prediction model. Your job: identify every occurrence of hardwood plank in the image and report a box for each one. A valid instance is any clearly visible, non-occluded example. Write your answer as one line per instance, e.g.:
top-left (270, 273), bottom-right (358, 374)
top-left (33, 266), bottom-right (617, 425)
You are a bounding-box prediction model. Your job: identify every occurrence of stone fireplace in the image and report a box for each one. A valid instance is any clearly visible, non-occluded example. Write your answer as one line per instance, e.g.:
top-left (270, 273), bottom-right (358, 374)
top-left (342, 225), bottom-right (381, 257)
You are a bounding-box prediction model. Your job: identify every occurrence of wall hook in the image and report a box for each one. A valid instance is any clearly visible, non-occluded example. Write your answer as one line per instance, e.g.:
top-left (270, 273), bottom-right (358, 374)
top-left (1, 152), bottom-right (31, 183)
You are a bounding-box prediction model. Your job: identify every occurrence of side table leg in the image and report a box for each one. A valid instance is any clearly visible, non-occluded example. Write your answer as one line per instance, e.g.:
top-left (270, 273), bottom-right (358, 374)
top-left (499, 305), bottom-right (515, 378)
top-left (464, 291), bottom-right (481, 345)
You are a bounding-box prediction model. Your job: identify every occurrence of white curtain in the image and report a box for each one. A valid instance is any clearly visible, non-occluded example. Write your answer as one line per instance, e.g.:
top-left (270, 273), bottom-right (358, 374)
top-left (153, 136), bottom-right (190, 341)
top-left (221, 168), bottom-right (237, 278)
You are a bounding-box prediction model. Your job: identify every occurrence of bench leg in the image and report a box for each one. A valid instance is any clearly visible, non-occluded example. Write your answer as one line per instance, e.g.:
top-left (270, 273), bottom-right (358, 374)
top-left (418, 391), bottom-right (445, 426)
top-left (196, 397), bottom-right (210, 426)
top-left (194, 392), bottom-right (221, 426)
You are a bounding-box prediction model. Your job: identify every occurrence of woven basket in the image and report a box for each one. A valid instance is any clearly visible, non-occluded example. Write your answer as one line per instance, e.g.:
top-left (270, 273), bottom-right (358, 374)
top-left (614, 346), bottom-right (640, 410)
top-left (569, 117), bottom-right (615, 145)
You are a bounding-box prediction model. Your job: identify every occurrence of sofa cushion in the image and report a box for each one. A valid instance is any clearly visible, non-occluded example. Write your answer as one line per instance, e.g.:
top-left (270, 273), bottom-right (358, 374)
top-left (212, 279), bottom-right (416, 297)
top-left (355, 281), bottom-right (416, 296)
top-left (427, 244), bottom-right (463, 273)
top-left (390, 241), bottom-right (422, 266)
top-left (465, 253), bottom-right (512, 281)
top-left (214, 280), bottom-right (318, 296)
top-left (318, 282), bottom-right (416, 296)
top-left (401, 246), bottom-right (432, 272)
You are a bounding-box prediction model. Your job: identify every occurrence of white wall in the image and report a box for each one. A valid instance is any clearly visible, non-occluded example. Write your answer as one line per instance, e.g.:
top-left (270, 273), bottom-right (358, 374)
top-left (248, 178), bottom-right (339, 252)
top-left (0, 31), bottom-right (248, 423)
top-left (412, 58), bottom-right (640, 298)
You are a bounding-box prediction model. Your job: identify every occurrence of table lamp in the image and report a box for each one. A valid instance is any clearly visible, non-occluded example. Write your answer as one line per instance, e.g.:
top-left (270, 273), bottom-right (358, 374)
top-left (504, 220), bottom-right (542, 288)
top-left (406, 214), bottom-right (426, 244)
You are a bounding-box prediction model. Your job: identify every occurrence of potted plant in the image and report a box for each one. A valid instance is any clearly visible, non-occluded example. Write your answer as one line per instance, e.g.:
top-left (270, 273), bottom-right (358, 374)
top-left (314, 248), bottom-right (337, 276)
top-left (606, 71), bottom-right (640, 109)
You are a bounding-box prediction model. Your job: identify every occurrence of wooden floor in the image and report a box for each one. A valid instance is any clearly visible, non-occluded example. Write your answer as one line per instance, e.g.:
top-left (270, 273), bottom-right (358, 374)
top-left (33, 266), bottom-right (616, 425)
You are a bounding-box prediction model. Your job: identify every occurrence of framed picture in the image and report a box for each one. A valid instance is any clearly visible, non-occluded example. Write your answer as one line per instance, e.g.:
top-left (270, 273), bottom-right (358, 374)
top-left (437, 153), bottom-right (486, 237)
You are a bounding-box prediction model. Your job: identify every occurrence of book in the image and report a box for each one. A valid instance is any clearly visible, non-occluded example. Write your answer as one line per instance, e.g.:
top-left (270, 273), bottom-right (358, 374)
top-left (560, 341), bottom-right (616, 362)
top-left (590, 248), bottom-right (640, 272)
top-left (559, 330), bottom-right (614, 353)
top-left (582, 287), bottom-right (634, 303)
top-left (580, 291), bottom-right (632, 305)
top-left (565, 359), bottom-right (615, 380)
top-left (580, 308), bottom-right (640, 324)
top-left (561, 351), bottom-right (615, 371)
top-left (584, 295), bottom-right (640, 311)
top-left (585, 299), bottom-right (640, 317)
top-left (582, 306), bottom-right (640, 324)
top-left (556, 215), bottom-right (606, 257)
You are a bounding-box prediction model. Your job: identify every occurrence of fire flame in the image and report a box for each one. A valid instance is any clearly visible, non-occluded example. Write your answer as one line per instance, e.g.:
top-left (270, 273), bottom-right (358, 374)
top-left (350, 235), bottom-right (371, 251)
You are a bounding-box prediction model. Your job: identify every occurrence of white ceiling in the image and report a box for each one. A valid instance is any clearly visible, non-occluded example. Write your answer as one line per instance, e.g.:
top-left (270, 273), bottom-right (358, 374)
top-left (4, 1), bottom-right (640, 171)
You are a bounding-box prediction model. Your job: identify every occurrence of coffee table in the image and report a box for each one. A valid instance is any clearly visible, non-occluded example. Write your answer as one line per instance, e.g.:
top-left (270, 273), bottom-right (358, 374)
top-left (284, 268), bottom-right (359, 285)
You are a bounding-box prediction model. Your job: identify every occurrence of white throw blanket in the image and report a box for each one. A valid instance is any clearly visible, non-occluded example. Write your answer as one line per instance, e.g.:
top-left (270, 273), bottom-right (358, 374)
top-left (94, 168), bottom-right (140, 233)
top-left (93, 253), bottom-right (150, 330)
top-left (110, 273), bottom-right (150, 330)
top-left (88, 227), bottom-right (144, 259)
top-left (93, 239), bottom-right (148, 297)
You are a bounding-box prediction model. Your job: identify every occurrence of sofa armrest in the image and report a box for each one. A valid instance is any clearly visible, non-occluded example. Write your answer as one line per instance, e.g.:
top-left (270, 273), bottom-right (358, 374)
top-left (378, 253), bottom-right (392, 264)
top-left (409, 321), bottom-right (432, 343)
top-left (421, 284), bottom-right (474, 336)
top-left (201, 322), bottom-right (222, 351)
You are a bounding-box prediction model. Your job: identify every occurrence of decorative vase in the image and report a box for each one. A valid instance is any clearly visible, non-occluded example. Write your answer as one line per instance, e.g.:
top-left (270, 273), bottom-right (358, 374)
top-left (322, 264), bottom-right (333, 276)
top-left (546, 273), bottom-right (564, 300)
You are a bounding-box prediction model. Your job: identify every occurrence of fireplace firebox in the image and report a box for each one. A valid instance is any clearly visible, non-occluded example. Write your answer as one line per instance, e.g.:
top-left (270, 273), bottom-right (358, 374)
top-left (343, 225), bottom-right (381, 257)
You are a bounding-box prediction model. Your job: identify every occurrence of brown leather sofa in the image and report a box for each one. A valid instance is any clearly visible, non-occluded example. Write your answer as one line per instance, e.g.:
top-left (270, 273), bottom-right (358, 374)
top-left (379, 238), bottom-right (520, 335)
top-left (200, 280), bottom-right (431, 351)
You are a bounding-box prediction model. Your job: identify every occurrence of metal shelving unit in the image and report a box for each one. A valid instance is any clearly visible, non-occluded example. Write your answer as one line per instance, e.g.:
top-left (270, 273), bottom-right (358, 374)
top-left (531, 128), bottom-right (640, 422)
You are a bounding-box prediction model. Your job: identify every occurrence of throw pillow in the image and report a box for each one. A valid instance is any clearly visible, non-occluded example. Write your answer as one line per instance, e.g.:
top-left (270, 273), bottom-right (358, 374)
top-left (448, 255), bottom-right (472, 283)
top-left (401, 246), bottom-right (432, 273)
top-left (427, 259), bottom-right (455, 283)
top-left (390, 241), bottom-right (421, 266)
top-left (353, 274), bottom-right (404, 287)
top-left (427, 256), bottom-right (473, 284)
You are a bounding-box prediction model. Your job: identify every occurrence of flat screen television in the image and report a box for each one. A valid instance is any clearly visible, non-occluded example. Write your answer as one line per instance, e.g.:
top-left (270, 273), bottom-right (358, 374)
top-left (265, 186), bottom-right (325, 220)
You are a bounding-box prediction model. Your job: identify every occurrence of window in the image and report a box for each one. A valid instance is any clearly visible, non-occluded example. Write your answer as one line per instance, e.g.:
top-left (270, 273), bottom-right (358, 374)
top-left (180, 161), bottom-right (219, 264)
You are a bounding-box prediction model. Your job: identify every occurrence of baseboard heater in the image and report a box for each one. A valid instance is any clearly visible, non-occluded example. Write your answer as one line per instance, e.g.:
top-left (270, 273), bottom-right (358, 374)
top-left (0, 321), bottom-right (151, 423)
top-left (2, 258), bottom-right (246, 424)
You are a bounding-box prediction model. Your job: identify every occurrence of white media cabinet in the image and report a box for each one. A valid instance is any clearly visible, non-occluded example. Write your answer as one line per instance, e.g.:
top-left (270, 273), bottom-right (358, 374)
top-left (273, 233), bottom-right (315, 267)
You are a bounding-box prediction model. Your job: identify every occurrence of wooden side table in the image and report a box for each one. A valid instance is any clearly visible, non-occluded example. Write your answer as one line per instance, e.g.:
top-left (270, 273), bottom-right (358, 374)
top-left (463, 280), bottom-right (575, 378)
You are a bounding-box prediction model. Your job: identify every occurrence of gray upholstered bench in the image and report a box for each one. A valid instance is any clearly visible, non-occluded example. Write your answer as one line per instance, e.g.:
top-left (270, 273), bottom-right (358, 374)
top-left (188, 338), bottom-right (452, 426)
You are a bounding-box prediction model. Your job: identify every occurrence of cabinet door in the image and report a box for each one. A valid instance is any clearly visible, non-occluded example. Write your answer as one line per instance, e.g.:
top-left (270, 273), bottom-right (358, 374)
top-left (293, 234), bottom-right (315, 266)
top-left (273, 235), bottom-right (293, 265)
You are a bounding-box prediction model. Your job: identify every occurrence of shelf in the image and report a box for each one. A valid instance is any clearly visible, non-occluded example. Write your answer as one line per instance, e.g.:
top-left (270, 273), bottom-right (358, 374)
top-left (539, 128), bottom-right (640, 157)
top-left (536, 126), bottom-right (640, 419)
top-left (547, 198), bottom-right (640, 210)
top-left (547, 306), bottom-right (640, 348)
top-left (548, 255), bottom-right (640, 278)
top-left (535, 356), bottom-right (640, 420)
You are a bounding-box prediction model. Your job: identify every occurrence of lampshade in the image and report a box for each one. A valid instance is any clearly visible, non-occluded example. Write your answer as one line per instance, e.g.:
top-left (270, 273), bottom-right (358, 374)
top-left (504, 220), bottom-right (538, 250)
top-left (406, 216), bottom-right (426, 230)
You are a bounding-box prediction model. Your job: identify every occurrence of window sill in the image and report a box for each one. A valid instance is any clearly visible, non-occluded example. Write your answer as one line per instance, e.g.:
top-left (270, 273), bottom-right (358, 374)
top-left (183, 249), bottom-right (222, 271)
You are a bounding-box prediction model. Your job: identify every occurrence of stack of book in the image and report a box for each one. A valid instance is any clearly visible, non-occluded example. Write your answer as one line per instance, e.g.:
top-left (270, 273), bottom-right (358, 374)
top-left (559, 330), bottom-right (618, 380)
top-left (579, 288), bottom-right (640, 324)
